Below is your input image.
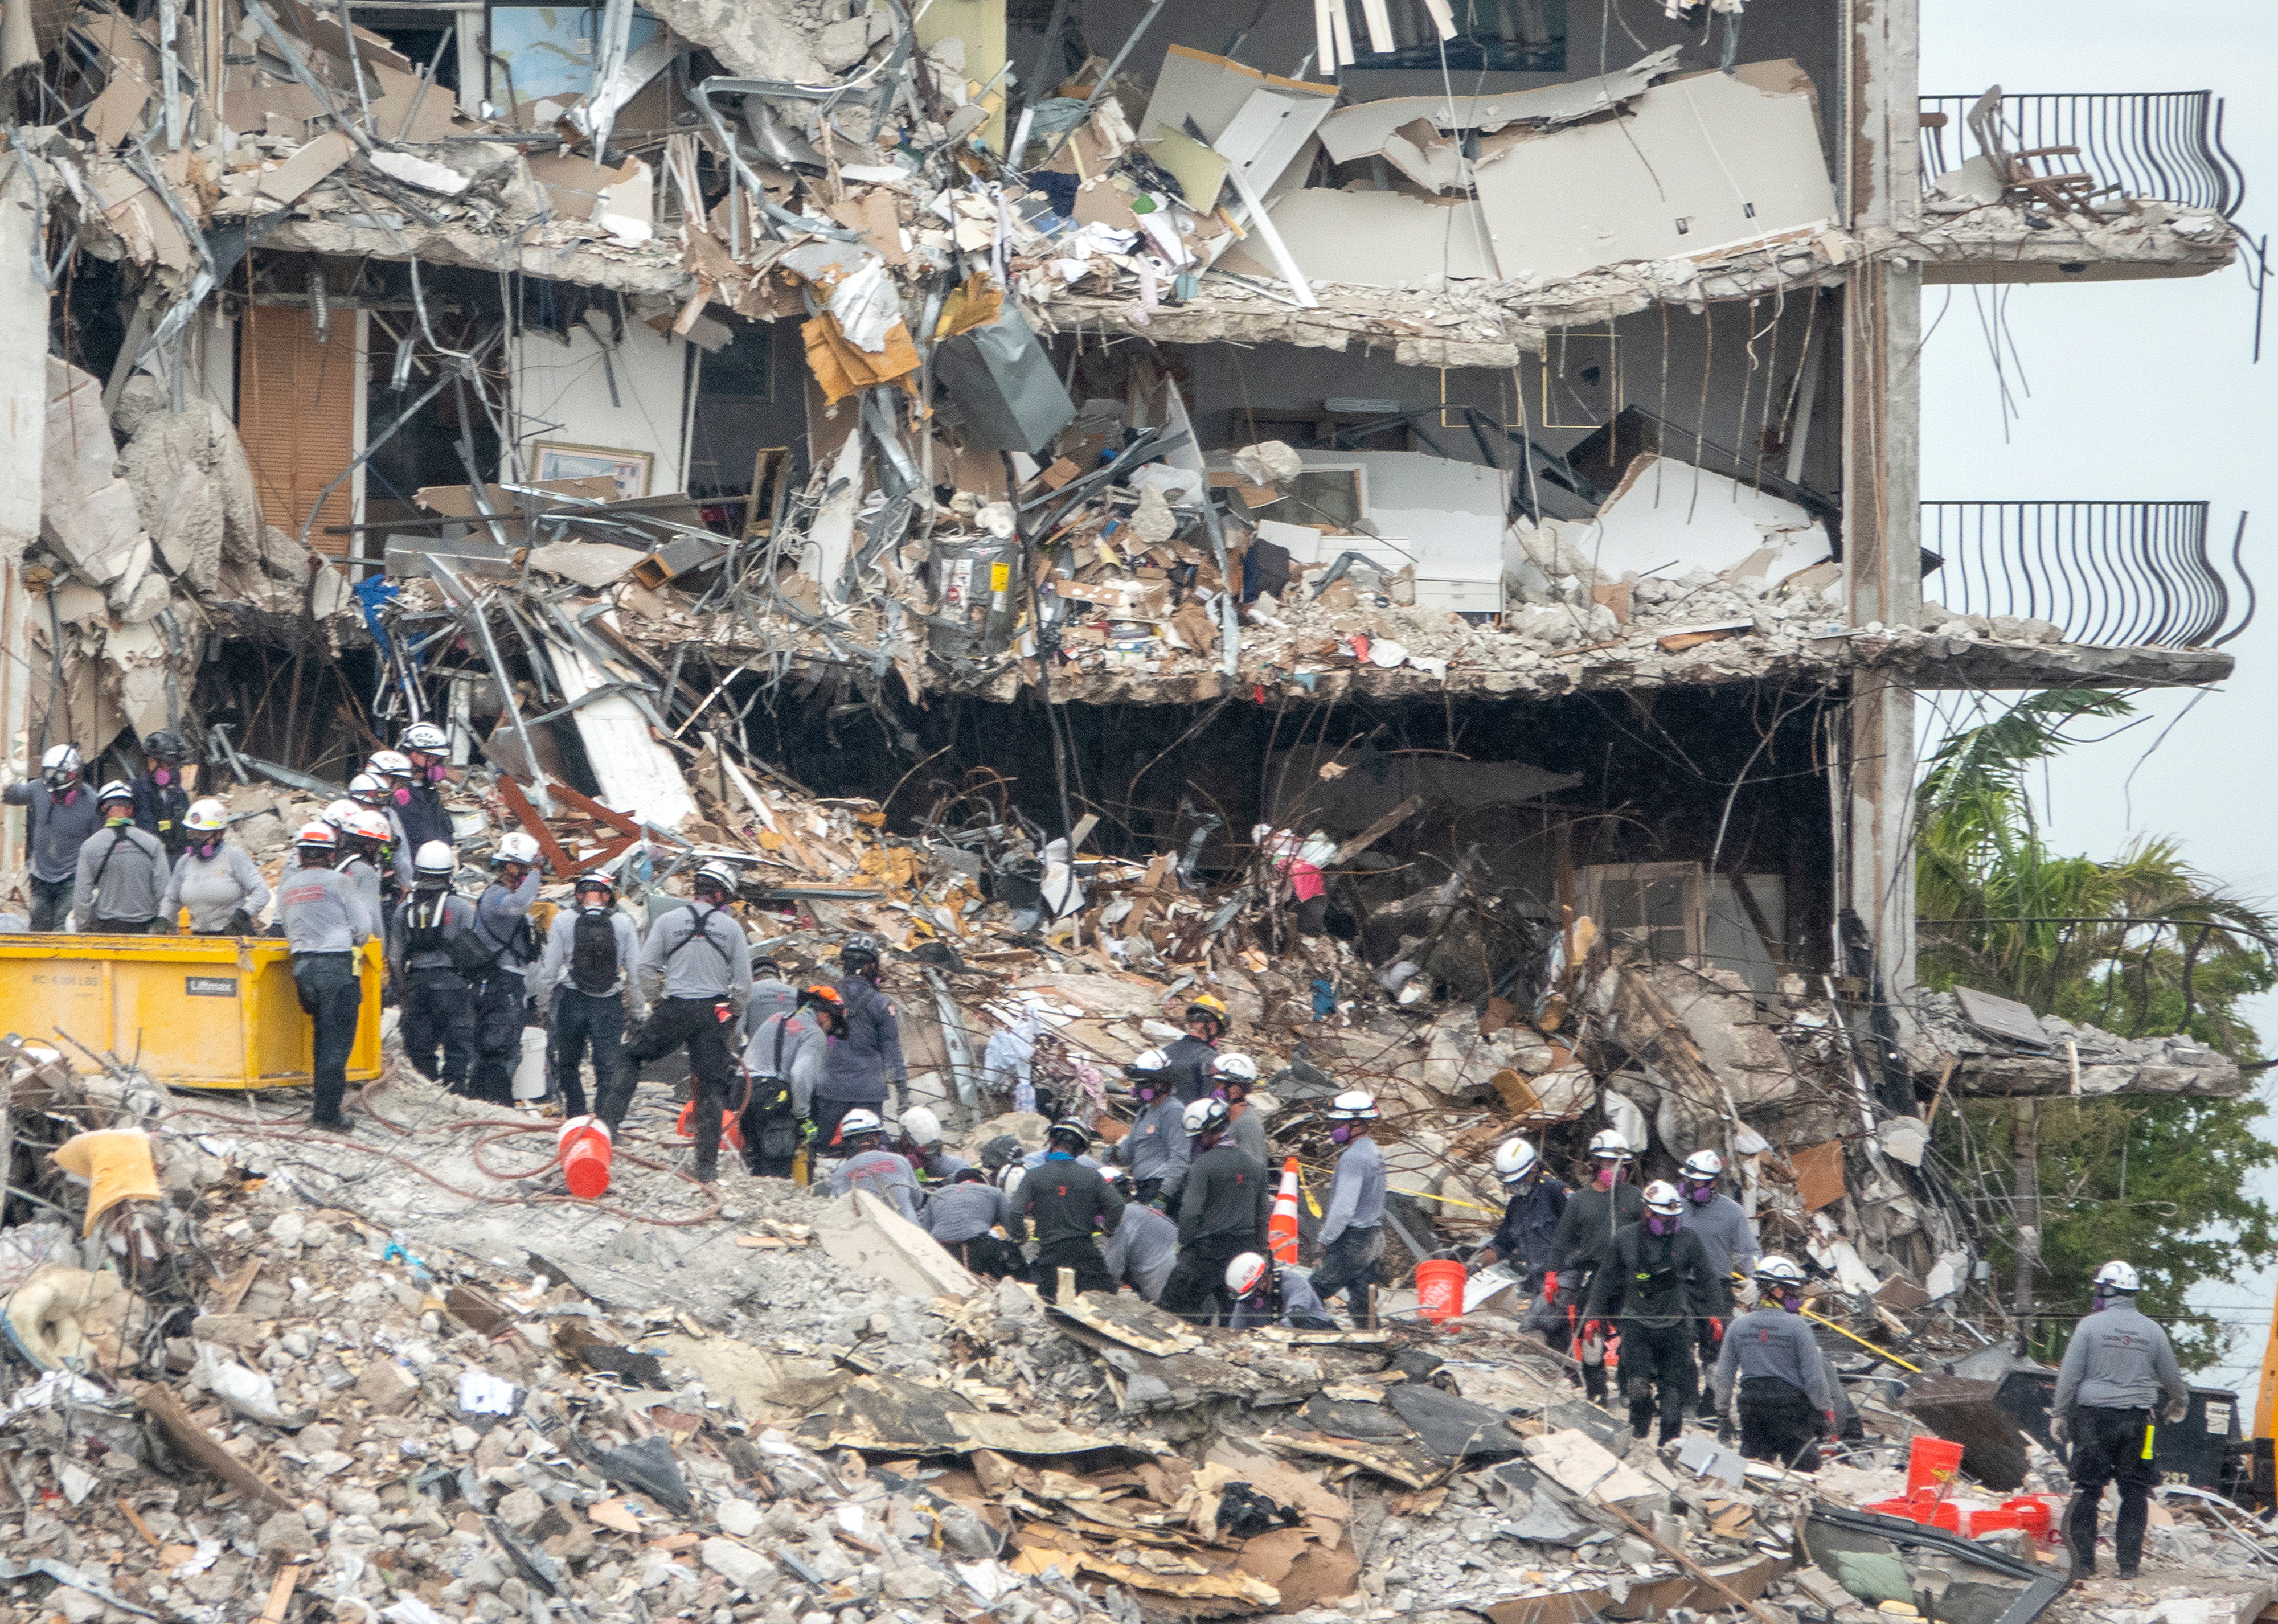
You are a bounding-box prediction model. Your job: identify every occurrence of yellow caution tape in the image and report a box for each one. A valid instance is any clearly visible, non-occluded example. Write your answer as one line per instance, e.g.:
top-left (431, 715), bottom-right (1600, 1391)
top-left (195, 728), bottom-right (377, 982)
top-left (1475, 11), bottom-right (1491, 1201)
top-left (1801, 1305), bottom-right (1921, 1373)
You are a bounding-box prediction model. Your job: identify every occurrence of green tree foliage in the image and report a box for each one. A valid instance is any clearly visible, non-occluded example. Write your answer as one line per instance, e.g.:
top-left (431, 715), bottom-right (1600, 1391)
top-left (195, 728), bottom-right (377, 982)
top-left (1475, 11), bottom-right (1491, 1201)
top-left (1916, 691), bottom-right (2276, 1367)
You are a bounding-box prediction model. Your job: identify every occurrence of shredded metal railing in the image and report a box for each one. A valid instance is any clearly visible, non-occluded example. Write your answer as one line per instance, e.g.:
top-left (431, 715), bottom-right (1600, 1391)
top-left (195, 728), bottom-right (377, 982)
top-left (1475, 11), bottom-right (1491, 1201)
top-left (1920, 501), bottom-right (2254, 649)
top-left (1918, 91), bottom-right (2246, 219)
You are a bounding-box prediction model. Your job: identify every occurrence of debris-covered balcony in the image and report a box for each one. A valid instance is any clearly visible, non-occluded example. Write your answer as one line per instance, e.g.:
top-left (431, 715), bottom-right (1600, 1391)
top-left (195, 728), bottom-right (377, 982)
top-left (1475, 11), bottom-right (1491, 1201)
top-left (1914, 89), bottom-right (2246, 281)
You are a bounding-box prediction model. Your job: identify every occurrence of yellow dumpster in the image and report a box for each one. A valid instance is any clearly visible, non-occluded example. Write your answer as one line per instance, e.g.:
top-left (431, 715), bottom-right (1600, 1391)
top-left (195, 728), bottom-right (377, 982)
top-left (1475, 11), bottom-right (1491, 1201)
top-left (0, 934), bottom-right (384, 1090)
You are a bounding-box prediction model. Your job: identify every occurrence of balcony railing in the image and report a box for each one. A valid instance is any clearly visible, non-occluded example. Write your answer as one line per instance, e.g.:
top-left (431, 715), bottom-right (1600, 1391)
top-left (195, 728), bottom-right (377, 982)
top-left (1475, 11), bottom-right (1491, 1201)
top-left (1920, 502), bottom-right (2254, 649)
top-left (1918, 91), bottom-right (2246, 219)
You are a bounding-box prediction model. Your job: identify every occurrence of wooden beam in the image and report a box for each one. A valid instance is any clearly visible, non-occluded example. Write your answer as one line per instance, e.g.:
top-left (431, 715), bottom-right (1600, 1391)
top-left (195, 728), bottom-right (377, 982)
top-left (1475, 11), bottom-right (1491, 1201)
top-left (1330, 795), bottom-right (1424, 867)
top-left (546, 779), bottom-right (646, 839)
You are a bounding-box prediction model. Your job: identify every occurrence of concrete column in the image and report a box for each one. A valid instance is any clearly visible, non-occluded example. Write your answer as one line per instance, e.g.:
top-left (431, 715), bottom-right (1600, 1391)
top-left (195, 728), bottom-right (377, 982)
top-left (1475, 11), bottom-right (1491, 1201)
top-left (0, 155), bottom-right (47, 881)
top-left (1840, 0), bottom-right (1923, 998)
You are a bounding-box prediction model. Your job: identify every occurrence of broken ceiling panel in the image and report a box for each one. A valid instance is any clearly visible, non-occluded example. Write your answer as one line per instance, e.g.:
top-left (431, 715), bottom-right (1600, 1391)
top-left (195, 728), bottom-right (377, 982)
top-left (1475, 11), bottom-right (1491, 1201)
top-left (1312, 46), bottom-right (1684, 165)
top-left (1582, 453), bottom-right (1832, 584)
top-left (1218, 190), bottom-right (1497, 286)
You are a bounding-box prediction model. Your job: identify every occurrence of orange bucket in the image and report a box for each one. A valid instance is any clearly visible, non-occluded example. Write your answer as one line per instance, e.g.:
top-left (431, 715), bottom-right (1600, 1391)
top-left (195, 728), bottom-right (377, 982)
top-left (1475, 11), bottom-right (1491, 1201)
top-left (1416, 1259), bottom-right (1466, 1323)
top-left (1907, 1436), bottom-right (1966, 1496)
top-left (560, 1116), bottom-right (613, 1199)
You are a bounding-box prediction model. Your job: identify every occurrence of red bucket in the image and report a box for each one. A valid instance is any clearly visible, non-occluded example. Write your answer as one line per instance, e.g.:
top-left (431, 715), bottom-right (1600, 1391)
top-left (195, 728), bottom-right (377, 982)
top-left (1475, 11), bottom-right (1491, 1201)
top-left (1416, 1259), bottom-right (1466, 1323)
top-left (560, 1116), bottom-right (613, 1200)
top-left (1907, 1436), bottom-right (1966, 1496)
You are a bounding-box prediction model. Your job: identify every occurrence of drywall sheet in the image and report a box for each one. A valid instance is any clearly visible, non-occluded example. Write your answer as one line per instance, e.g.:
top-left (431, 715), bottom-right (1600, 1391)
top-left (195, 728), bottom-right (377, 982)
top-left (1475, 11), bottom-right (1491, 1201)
top-left (1472, 62), bottom-right (1835, 284)
top-left (1234, 450), bottom-right (1508, 585)
top-left (1138, 46), bottom-right (1337, 199)
top-left (546, 635), bottom-right (699, 832)
top-left (1578, 454), bottom-right (1830, 583)
top-left (509, 317), bottom-right (690, 494)
top-left (1314, 44), bottom-right (1680, 163)
top-left (1217, 190), bottom-right (1496, 286)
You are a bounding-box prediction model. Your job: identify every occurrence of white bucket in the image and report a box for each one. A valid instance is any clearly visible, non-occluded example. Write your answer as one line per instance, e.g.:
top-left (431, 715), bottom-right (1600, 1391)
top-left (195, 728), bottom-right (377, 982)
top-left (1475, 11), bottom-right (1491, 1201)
top-left (512, 1027), bottom-right (550, 1100)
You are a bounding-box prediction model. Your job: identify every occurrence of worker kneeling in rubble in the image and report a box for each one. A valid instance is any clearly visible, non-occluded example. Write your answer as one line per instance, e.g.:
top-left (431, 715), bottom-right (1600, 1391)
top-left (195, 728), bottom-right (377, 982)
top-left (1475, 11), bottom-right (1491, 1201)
top-left (1009, 1121), bottom-right (1124, 1301)
top-left (924, 1166), bottom-right (1024, 1278)
top-left (895, 1106), bottom-right (970, 1183)
top-left (604, 862), bottom-right (753, 1183)
top-left (821, 1109), bottom-right (922, 1221)
top-left (535, 870), bottom-right (643, 1121)
top-left (1107, 1049), bottom-right (1189, 1205)
top-left (1548, 1130), bottom-right (1646, 1402)
top-left (390, 841), bottom-right (478, 1093)
top-left (1225, 1252), bottom-right (1336, 1331)
top-left (1707, 1254), bottom-right (1834, 1471)
top-left (1584, 1179), bottom-right (1728, 1447)
top-left (2054, 1260), bottom-right (2189, 1581)
top-left (741, 985), bottom-right (840, 1179)
top-left (1161, 1098), bottom-right (1272, 1324)
top-left (279, 820), bottom-right (374, 1133)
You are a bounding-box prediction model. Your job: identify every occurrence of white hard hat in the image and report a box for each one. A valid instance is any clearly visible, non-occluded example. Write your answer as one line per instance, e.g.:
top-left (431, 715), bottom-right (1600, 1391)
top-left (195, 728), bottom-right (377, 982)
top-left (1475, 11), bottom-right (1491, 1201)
top-left (1588, 1128), bottom-right (1635, 1162)
top-left (997, 1164), bottom-right (1026, 1198)
top-left (900, 1106), bottom-right (943, 1148)
top-left (96, 779), bottom-right (133, 804)
top-left (1756, 1253), bottom-right (1806, 1287)
top-left (1492, 1137), bottom-right (1539, 1184)
top-left (1129, 1047), bottom-right (1172, 1075)
top-left (349, 772), bottom-right (389, 803)
top-left (322, 798), bottom-right (359, 829)
top-left (296, 821), bottom-right (339, 851)
top-left (838, 1108), bottom-right (884, 1138)
top-left (2094, 1259), bottom-right (2141, 1294)
top-left (368, 750), bottom-right (413, 777)
top-left (1212, 1053), bottom-right (1260, 1083)
top-left (1325, 1089), bottom-right (1378, 1123)
top-left (1225, 1252), bottom-right (1269, 1297)
top-left (348, 807), bottom-right (393, 843)
top-left (413, 840), bottom-right (456, 877)
top-left (1680, 1149), bottom-right (1725, 1181)
top-left (495, 831), bottom-right (540, 866)
top-left (1642, 1179), bottom-right (1684, 1216)
top-left (184, 798), bottom-right (226, 833)
top-left (400, 721), bottom-right (448, 753)
top-left (40, 744), bottom-right (81, 777)
top-left (696, 860), bottom-right (741, 893)
top-left (1183, 1097), bottom-right (1230, 1135)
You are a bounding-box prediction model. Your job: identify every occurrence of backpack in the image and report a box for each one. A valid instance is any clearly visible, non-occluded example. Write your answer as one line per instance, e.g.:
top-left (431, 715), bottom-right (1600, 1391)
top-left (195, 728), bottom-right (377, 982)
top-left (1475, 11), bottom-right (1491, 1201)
top-left (570, 908), bottom-right (620, 995)
top-left (405, 892), bottom-right (452, 956)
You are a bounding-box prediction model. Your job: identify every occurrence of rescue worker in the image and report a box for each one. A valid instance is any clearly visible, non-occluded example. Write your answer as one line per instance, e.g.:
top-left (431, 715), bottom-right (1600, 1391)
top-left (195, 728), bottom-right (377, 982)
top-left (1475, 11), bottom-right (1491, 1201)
top-left (347, 777), bottom-right (414, 903)
top-left (1211, 1053), bottom-right (1269, 1162)
top-left (610, 862), bottom-right (752, 1183)
top-left (466, 831), bottom-right (543, 1106)
top-left (924, 1166), bottom-right (1023, 1277)
top-left (390, 840), bottom-right (478, 1094)
top-left (1310, 1090), bottom-right (1386, 1330)
top-left (1226, 1251), bottom-right (1337, 1331)
top-left (1007, 1120), bottom-right (1124, 1301)
top-left (1676, 1149), bottom-right (1760, 1293)
top-left (1470, 1137), bottom-right (1571, 1295)
top-left (277, 820), bottom-right (372, 1132)
top-left (161, 799), bottom-right (269, 934)
top-left (816, 933), bottom-right (907, 1146)
top-left (894, 1106), bottom-right (971, 1183)
top-left (1707, 1253), bottom-right (1834, 1471)
top-left (6, 745), bottom-right (101, 929)
top-left (1546, 1129), bottom-right (1647, 1402)
top-left (361, 751), bottom-right (419, 874)
top-left (744, 955), bottom-right (801, 1039)
top-left (1106, 1049), bottom-right (1189, 1206)
top-left (129, 730), bottom-right (192, 860)
top-left (822, 1108), bottom-right (923, 1220)
top-left (74, 781), bottom-right (170, 932)
top-left (1160, 1097), bottom-right (1270, 1325)
top-left (535, 870), bottom-right (642, 1120)
top-left (740, 984), bottom-right (839, 1177)
top-left (1103, 1170), bottom-right (1180, 1301)
top-left (1583, 1179), bottom-right (1728, 1446)
top-left (391, 723), bottom-right (456, 855)
top-left (339, 807), bottom-right (395, 930)
top-left (1162, 994), bottom-right (1227, 1102)
top-left (2054, 1260), bottom-right (2189, 1581)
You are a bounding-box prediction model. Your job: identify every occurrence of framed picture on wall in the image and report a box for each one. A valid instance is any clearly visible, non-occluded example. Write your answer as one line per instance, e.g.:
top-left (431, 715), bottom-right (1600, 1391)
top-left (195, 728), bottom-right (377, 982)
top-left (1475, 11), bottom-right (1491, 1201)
top-left (531, 441), bottom-right (653, 500)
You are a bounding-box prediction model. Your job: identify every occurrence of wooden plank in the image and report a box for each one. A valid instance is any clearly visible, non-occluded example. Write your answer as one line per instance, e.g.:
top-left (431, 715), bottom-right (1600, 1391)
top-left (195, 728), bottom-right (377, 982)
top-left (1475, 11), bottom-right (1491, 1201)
top-left (133, 1383), bottom-right (297, 1509)
top-left (1330, 795), bottom-right (1424, 866)
top-left (496, 774), bottom-right (577, 880)
top-left (261, 1564), bottom-right (304, 1623)
top-left (546, 779), bottom-right (647, 838)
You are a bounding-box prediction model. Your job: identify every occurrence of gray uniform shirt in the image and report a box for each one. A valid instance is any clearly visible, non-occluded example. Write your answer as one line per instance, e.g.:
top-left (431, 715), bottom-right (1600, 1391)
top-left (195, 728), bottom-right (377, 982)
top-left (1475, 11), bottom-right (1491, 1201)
top-left (1319, 1135), bottom-right (1386, 1246)
top-left (535, 907), bottom-right (644, 1000)
top-left (923, 1181), bottom-right (1010, 1244)
top-left (743, 1012), bottom-right (829, 1117)
top-left (390, 890), bottom-right (477, 976)
top-left (278, 864), bottom-right (374, 954)
top-left (162, 845), bottom-right (271, 932)
top-left (743, 977), bottom-right (801, 1039)
top-left (1685, 1194), bottom-right (1760, 1281)
top-left (4, 781), bottom-right (103, 883)
top-left (2054, 1302), bottom-right (2189, 1413)
top-left (1108, 1097), bottom-right (1191, 1192)
top-left (1104, 1202), bottom-right (1179, 1301)
top-left (1710, 1307), bottom-right (1835, 1414)
top-left (1228, 1104), bottom-right (1268, 1166)
top-left (640, 903), bottom-right (753, 1003)
top-left (825, 1148), bottom-right (921, 1223)
top-left (473, 870), bottom-right (541, 975)
top-left (73, 825), bottom-right (169, 924)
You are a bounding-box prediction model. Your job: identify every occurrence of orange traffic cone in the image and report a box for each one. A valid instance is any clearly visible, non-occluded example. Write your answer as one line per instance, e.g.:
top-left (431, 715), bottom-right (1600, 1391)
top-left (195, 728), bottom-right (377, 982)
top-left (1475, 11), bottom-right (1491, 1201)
top-left (1270, 1157), bottom-right (1301, 1265)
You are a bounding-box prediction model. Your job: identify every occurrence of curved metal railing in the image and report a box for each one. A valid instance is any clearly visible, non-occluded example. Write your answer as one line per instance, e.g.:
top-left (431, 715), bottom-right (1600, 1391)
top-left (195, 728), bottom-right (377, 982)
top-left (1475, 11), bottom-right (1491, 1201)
top-left (1920, 501), bottom-right (2254, 649)
top-left (1919, 91), bottom-right (2246, 219)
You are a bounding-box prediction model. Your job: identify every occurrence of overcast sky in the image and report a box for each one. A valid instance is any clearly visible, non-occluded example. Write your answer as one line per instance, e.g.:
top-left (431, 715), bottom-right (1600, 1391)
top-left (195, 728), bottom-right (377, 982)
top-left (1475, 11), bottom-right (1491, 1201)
top-left (1916, 1), bottom-right (2278, 1383)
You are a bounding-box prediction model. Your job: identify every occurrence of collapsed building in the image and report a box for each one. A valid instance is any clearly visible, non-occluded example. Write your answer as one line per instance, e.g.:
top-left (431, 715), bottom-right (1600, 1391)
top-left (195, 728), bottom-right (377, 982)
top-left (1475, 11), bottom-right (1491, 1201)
top-left (0, 0), bottom-right (2266, 1620)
